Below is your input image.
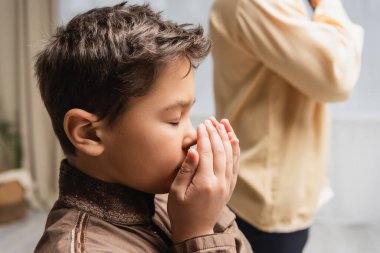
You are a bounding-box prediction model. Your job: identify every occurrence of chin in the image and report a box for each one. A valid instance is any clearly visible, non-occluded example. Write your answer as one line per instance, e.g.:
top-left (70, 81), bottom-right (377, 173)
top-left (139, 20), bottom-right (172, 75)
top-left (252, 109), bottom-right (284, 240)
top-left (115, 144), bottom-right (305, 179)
top-left (156, 177), bottom-right (176, 194)
top-left (150, 184), bottom-right (171, 194)
top-left (155, 189), bottom-right (170, 194)
top-left (148, 170), bottom-right (178, 194)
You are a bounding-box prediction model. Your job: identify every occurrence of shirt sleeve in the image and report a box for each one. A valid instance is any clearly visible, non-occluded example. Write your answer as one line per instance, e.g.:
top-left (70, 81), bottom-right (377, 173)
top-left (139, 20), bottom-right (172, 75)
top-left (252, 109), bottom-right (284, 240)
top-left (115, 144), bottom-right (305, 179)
top-left (236, 0), bottom-right (364, 102)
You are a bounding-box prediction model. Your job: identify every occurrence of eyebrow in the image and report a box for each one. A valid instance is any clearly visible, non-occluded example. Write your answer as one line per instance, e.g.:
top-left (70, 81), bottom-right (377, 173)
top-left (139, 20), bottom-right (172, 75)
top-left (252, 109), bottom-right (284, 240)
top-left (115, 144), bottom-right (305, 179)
top-left (163, 99), bottom-right (196, 111)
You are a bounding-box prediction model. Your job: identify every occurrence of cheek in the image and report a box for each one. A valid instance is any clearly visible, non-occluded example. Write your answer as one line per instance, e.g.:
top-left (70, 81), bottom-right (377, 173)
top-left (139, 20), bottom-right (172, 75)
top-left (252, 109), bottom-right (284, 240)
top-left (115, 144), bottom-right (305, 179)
top-left (144, 125), bottom-right (180, 148)
top-left (149, 137), bottom-right (182, 163)
top-left (124, 126), bottom-right (182, 157)
top-left (147, 133), bottom-right (184, 170)
top-left (119, 124), bottom-right (183, 167)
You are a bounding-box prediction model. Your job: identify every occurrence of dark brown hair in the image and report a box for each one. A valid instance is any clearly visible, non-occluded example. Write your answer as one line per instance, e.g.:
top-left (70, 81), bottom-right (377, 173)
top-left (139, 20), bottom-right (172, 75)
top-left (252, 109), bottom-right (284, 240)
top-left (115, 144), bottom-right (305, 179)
top-left (35, 2), bottom-right (210, 155)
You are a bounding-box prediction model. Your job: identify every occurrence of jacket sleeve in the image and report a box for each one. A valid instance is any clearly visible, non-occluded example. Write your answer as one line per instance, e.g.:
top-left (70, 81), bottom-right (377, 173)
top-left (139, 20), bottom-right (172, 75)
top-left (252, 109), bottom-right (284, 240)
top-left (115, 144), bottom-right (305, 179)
top-left (170, 208), bottom-right (252, 253)
top-left (171, 233), bottom-right (238, 253)
top-left (170, 228), bottom-right (252, 253)
top-left (236, 0), bottom-right (364, 102)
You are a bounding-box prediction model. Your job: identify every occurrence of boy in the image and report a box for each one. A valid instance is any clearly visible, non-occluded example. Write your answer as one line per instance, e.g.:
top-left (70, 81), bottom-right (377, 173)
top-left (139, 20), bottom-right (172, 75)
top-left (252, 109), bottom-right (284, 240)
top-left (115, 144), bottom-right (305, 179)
top-left (34, 2), bottom-right (252, 252)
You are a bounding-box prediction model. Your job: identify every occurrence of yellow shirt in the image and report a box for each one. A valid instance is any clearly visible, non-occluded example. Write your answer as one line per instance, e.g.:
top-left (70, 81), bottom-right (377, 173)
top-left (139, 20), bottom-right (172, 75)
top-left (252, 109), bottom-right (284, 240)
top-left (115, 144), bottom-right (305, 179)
top-left (210, 0), bottom-right (363, 232)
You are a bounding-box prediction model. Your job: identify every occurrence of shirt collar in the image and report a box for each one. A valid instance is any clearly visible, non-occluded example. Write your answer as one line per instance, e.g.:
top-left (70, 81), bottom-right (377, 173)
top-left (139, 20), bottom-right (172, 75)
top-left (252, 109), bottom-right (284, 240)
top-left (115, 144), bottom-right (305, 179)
top-left (57, 159), bottom-right (155, 226)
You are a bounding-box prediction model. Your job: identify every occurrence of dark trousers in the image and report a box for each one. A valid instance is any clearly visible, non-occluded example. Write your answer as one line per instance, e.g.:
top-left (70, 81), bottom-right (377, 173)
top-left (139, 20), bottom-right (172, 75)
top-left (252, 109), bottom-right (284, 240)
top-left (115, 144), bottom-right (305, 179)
top-left (236, 216), bottom-right (309, 253)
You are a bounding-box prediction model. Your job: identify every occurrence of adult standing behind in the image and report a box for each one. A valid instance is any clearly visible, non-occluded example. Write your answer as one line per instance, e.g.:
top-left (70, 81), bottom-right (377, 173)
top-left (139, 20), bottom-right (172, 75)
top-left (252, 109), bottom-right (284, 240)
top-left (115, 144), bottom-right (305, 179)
top-left (210, 0), bottom-right (364, 252)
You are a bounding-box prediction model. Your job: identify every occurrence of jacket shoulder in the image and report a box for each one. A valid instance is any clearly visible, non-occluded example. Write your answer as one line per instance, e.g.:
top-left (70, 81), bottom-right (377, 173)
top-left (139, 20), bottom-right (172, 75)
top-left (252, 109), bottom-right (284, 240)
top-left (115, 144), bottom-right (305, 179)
top-left (34, 206), bottom-right (81, 253)
top-left (35, 206), bottom-right (167, 253)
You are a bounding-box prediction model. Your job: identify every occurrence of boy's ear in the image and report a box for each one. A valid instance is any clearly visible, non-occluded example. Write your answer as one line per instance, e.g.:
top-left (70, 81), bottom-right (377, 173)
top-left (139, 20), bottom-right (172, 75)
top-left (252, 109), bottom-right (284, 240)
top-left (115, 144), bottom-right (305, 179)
top-left (64, 109), bottom-right (105, 156)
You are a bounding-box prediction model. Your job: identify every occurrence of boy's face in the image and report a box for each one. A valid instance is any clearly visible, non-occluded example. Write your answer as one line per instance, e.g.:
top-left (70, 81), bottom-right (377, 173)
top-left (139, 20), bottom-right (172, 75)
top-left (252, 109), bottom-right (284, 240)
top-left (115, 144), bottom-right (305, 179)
top-left (100, 58), bottom-right (197, 193)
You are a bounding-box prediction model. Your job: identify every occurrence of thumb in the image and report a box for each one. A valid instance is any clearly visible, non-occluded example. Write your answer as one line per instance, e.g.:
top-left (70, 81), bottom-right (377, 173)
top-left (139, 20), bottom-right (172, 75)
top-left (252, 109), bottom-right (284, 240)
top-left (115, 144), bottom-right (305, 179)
top-left (170, 148), bottom-right (199, 197)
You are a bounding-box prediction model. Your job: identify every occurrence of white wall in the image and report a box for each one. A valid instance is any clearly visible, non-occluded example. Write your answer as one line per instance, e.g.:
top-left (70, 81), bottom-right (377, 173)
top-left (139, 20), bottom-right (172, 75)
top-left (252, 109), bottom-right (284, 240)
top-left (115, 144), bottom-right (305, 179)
top-left (59, 0), bottom-right (380, 225)
top-left (318, 117), bottom-right (380, 225)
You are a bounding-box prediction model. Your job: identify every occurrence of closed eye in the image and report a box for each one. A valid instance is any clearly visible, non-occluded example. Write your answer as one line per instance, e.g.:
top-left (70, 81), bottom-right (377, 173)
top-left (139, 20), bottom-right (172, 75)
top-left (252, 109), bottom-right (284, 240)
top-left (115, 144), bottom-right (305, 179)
top-left (169, 121), bottom-right (180, 126)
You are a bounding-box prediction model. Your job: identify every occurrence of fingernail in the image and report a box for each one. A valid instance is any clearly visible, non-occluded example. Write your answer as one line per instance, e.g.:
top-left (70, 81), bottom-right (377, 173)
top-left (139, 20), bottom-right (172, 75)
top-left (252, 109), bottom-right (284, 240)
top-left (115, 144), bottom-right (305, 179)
top-left (205, 120), bottom-right (212, 126)
top-left (221, 118), bottom-right (229, 126)
top-left (218, 124), bottom-right (225, 132)
top-left (187, 148), bottom-right (194, 156)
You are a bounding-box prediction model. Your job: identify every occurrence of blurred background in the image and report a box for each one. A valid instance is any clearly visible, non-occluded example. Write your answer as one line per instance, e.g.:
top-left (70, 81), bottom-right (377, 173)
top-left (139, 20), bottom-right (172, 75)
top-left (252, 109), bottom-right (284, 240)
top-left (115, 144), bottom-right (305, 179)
top-left (0, 0), bottom-right (379, 252)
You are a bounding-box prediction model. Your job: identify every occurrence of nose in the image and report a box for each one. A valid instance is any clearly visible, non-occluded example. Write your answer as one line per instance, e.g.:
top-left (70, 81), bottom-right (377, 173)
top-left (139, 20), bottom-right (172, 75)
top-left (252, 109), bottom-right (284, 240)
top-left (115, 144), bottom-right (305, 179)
top-left (183, 120), bottom-right (197, 149)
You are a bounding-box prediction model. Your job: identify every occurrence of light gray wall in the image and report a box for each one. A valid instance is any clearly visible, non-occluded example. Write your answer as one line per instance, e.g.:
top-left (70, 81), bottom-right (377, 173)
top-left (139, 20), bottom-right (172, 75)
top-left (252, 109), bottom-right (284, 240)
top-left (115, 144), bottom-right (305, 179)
top-left (59, 0), bottom-right (380, 225)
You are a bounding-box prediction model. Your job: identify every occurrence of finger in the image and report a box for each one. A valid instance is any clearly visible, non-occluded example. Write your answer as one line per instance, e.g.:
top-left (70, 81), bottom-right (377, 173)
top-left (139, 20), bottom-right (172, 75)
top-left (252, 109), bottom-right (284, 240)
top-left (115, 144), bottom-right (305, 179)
top-left (204, 119), bottom-right (226, 177)
top-left (219, 119), bottom-right (240, 196)
top-left (229, 136), bottom-right (240, 195)
top-left (209, 116), bottom-right (219, 127)
top-left (227, 132), bottom-right (235, 143)
top-left (170, 149), bottom-right (199, 198)
top-left (216, 123), bottom-right (233, 184)
top-left (210, 117), bottom-right (233, 181)
top-left (196, 123), bottom-right (213, 176)
top-left (220, 118), bottom-right (235, 135)
top-left (227, 132), bottom-right (240, 174)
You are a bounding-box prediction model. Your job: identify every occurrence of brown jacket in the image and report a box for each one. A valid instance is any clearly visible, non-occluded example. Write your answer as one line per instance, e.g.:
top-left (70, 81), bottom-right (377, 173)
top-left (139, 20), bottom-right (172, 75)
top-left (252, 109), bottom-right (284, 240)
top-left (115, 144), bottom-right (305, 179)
top-left (35, 160), bottom-right (252, 252)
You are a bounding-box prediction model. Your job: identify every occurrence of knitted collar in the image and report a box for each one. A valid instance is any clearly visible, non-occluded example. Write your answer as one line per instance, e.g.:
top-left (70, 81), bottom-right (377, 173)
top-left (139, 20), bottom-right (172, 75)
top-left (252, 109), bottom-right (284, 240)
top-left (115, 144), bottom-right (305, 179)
top-left (57, 159), bottom-right (155, 226)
